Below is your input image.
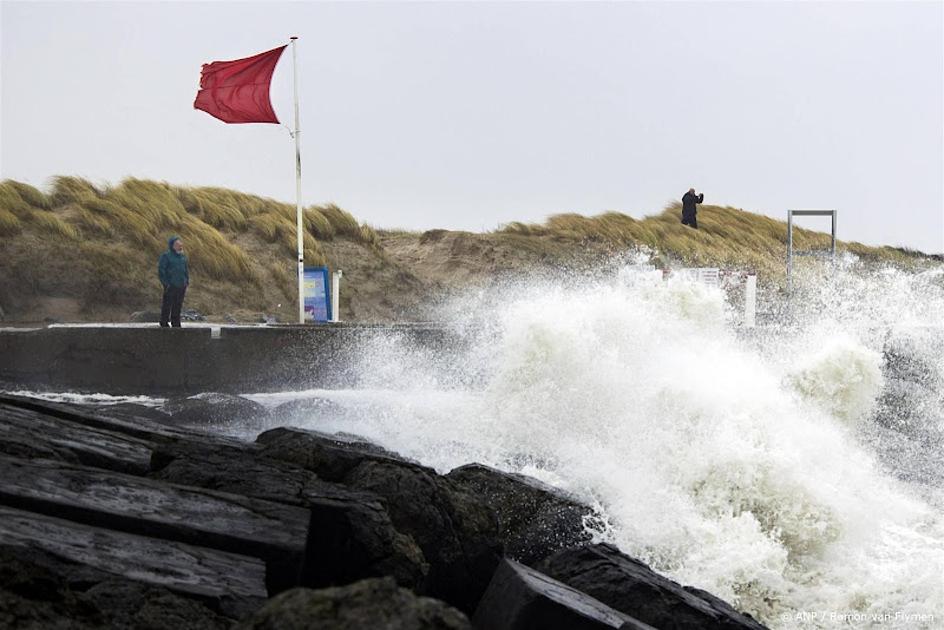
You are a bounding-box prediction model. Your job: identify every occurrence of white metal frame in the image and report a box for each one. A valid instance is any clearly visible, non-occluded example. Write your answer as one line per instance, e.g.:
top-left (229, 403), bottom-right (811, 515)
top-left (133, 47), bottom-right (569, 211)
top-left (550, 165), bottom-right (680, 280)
top-left (787, 209), bottom-right (837, 293)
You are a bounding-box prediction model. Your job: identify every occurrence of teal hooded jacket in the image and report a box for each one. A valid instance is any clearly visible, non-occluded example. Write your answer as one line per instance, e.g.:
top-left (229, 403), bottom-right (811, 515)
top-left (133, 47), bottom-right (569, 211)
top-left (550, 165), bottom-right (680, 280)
top-left (158, 236), bottom-right (189, 288)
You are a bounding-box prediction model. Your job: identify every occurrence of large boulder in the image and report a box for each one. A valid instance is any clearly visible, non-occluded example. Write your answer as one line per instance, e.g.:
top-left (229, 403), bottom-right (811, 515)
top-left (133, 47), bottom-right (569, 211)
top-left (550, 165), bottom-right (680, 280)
top-left (81, 579), bottom-right (231, 630)
top-left (0, 455), bottom-right (308, 597)
top-left (539, 544), bottom-right (768, 630)
top-left (447, 464), bottom-right (593, 565)
top-left (256, 427), bottom-right (412, 480)
top-left (163, 392), bottom-right (269, 431)
top-left (235, 577), bottom-right (471, 630)
top-left (94, 403), bottom-right (174, 426)
top-left (0, 544), bottom-right (101, 630)
top-left (257, 427), bottom-right (503, 614)
top-left (150, 440), bottom-right (429, 590)
top-left (0, 544), bottom-right (232, 629)
top-left (473, 558), bottom-right (653, 630)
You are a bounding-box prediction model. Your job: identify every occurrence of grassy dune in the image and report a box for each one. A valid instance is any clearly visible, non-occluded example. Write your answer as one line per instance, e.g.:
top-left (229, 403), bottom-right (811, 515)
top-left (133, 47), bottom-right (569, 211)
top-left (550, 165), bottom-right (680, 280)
top-left (501, 205), bottom-right (925, 280)
top-left (0, 177), bottom-right (381, 322)
top-left (0, 176), bottom-right (934, 323)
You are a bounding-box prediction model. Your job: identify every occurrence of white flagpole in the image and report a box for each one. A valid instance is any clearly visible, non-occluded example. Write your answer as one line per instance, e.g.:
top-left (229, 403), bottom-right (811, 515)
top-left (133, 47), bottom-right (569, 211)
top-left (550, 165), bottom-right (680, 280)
top-left (291, 36), bottom-right (304, 324)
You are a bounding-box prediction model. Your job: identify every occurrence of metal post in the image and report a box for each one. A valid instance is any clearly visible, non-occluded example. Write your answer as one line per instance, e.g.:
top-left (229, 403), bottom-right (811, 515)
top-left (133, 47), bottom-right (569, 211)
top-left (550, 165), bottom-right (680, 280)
top-left (831, 211), bottom-right (837, 258)
top-left (331, 270), bottom-right (342, 323)
top-left (787, 211), bottom-right (793, 293)
top-left (291, 36), bottom-right (304, 324)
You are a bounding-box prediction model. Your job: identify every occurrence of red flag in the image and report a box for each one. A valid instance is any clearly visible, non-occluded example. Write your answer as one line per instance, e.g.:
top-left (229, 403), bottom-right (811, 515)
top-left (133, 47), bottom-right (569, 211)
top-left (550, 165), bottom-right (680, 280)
top-left (194, 45), bottom-right (287, 124)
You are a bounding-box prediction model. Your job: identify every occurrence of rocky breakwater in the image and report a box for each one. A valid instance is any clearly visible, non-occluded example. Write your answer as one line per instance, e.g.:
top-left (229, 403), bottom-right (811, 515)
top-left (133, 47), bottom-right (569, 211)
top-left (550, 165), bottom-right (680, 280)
top-left (0, 393), bottom-right (768, 629)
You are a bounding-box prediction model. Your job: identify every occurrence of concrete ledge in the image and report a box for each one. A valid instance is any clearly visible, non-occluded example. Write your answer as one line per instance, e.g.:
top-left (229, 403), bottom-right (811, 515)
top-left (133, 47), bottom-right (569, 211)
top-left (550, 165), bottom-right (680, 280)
top-left (0, 324), bottom-right (451, 395)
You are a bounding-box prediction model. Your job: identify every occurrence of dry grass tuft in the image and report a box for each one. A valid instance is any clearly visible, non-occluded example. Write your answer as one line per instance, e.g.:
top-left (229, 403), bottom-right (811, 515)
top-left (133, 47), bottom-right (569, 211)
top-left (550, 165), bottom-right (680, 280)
top-left (31, 211), bottom-right (80, 240)
top-left (0, 206), bottom-right (22, 235)
top-left (304, 206), bottom-right (336, 240)
top-left (316, 203), bottom-right (362, 239)
top-left (2, 180), bottom-right (50, 210)
top-left (50, 176), bottom-right (101, 206)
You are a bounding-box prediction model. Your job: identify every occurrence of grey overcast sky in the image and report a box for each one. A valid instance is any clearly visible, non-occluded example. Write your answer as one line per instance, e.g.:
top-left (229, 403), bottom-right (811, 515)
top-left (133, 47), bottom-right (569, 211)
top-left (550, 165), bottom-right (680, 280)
top-left (2, 1), bottom-right (942, 252)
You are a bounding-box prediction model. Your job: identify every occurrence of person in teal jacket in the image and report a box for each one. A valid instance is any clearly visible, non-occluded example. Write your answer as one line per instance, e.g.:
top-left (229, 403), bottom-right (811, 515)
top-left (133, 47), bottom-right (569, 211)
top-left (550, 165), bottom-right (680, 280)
top-left (158, 236), bottom-right (189, 327)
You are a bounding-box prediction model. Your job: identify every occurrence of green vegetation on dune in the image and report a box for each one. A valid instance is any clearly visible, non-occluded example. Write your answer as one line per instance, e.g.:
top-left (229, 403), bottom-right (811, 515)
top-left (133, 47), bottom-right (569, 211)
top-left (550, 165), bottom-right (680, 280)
top-left (0, 176), bottom-right (381, 276)
top-left (0, 176), bottom-right (934, 323)
top-left (0, 177), bottom-right (381, 321)
top-left (499, 204), bottom-right (926, 280)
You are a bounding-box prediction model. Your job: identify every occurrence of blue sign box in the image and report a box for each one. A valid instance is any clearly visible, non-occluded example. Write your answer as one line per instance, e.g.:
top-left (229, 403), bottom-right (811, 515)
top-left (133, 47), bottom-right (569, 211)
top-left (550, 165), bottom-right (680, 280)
top-left (303, 266), bottom-right (332, 323)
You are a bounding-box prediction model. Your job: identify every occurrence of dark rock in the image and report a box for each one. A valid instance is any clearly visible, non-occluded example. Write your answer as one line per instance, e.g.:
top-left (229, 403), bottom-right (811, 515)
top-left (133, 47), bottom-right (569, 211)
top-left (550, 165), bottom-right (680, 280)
top-left (129, 311), bottom-right (161, 323)
top-left (539, 544), bottom-right (768, 630)
top-left (0, 509), bottom-right (266, 619)
top-left (257, 427), bottom-right (502, 614)
top-left (0, 544), bottom-right (233, 629)
top-left (256, 427), bottom-right (416, 482)
top-left (94, 403), bottom-right (174, 425)
top-left (181, 308), bottom-right (206, 322)
top-left (150, 441), bottom-right (428, 590)
top-left (683, 586), bottom-right (770, 630)
top-left (0, 544), bottom-right (101, 630)
top-left (0, 401), bottom-right (154, 474)
top-left (0, 455), bottom-right (309, 596)
top-left (0, 394), bottom-right (203, 443)
top-left (82, 580), bottom-right (231, 630)
top-left (0, 588), bottom-right (95, 630)
top-left (224, 314), bottom-right (237, 324)
top-left (447, 463), bottom-right (594, 565)
top-left (235, 577), bottom-right (471, 630)
top-left (472, 558), bottom-right (653, 630)
top-left (163, 392), bottom-right (269, 431)
top-left (0, 544), bottom-right (102, 607)
top-left (344, 458), bottom-right (501, 613)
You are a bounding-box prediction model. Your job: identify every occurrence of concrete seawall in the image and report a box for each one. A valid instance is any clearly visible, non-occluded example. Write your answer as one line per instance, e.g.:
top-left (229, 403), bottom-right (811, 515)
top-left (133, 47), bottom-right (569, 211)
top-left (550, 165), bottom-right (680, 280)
top-left (0, 324), bottom-right (452, 396)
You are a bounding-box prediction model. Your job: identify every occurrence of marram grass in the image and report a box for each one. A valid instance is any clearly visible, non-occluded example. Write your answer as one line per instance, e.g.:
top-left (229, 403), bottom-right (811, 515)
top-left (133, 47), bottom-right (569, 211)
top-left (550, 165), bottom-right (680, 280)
top-left (0, 176), bottom-right (934, 321)
top-left (0, 177), bottom-right (377, 298)
top-left (498, 203), bottom-right (928, 280)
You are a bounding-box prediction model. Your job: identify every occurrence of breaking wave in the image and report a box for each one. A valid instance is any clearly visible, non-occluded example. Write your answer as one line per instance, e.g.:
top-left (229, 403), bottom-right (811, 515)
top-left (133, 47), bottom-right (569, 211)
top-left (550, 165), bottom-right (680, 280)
top-left (266, 256), bottom-right (944, 628)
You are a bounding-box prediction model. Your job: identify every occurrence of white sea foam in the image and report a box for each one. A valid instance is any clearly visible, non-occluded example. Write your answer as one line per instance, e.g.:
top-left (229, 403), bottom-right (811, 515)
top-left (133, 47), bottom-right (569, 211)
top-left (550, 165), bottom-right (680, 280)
top-left (256, 258), bottom-right (944, 629)
top-left (0, 390), bottom-right (165, 407)
top-left (14, 256), bottom-right (940, 628)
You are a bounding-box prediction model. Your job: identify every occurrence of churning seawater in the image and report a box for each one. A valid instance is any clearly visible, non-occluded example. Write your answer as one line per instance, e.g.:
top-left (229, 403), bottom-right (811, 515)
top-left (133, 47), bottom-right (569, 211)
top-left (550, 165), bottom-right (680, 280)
top-left (17, 256), bottom-right (943, 628)
top-left (251, 256), bottom-right (944, 629)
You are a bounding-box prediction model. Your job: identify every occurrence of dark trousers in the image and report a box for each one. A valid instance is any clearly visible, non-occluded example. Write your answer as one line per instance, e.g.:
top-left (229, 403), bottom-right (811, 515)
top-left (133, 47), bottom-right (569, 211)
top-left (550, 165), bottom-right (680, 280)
top-left (160, 285), bottom-right (187, 327)
top-left (681, 212), bottom-right (698, 229)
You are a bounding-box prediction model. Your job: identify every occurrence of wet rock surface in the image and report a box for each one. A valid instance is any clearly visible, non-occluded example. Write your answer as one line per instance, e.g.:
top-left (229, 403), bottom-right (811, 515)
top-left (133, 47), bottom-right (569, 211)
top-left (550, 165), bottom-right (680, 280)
top-left (0, 394), bottom-right (767, 629)
top-left (235, 577), bottom-right (471, 630)
top-left (163, 393), bottom-right (270, 431)
top-left (258, 427), bottom-right (503, 614)
top-left (447, 463), bottom-right (595, 566)
top-left (473, 558), bottom-right (654, 630)
top-left (539, 544), bottom-right (768, 630)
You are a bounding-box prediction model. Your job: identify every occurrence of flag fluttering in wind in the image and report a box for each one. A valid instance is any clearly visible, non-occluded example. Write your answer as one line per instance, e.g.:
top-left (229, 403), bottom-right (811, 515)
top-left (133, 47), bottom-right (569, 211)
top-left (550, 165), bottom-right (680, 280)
top-left (193, 45), bottom-right (287, 124)
top-left (194, 38), bottom-right (312, 324)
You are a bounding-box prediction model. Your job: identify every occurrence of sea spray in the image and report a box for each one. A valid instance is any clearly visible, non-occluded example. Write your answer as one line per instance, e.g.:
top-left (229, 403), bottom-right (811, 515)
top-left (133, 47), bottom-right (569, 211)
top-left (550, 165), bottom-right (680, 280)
top-left (251, 259), bottom-right (944, 628)
top-left (785, 335), bottom-right (884, 425)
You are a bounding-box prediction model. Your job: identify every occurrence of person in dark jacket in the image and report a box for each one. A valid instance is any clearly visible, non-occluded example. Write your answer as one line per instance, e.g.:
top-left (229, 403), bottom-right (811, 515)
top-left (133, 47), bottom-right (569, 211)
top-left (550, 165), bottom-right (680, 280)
top-left (681, 188), bottom-right (704, 228)
top-left (158, 236), bottom-right (189, 328)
